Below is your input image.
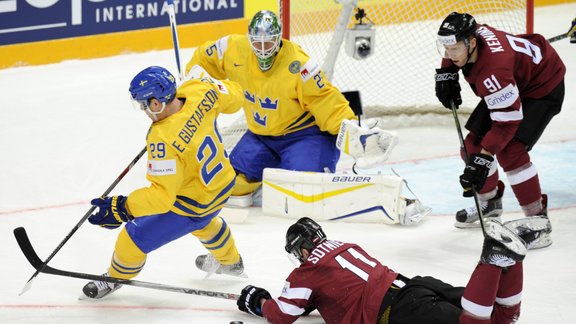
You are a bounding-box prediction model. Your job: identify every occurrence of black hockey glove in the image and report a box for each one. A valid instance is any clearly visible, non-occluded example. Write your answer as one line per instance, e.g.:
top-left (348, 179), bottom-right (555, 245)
top-left (435, 66), bottom-right (462, 109)
top-left (569, 17), bottom-right (576, 44)
top-left (237, 285), bottom-right (272, 317)
top-left (460, 153), bottom-right (494, 197)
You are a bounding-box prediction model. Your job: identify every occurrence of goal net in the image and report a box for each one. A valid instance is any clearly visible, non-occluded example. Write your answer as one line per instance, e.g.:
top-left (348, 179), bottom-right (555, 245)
top-left (219, 0), bottom-right (532, 149)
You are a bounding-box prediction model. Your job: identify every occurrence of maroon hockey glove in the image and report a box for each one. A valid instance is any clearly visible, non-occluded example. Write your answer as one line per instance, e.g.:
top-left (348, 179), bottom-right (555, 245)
top-left (237, 285), bottom-right (271, 317)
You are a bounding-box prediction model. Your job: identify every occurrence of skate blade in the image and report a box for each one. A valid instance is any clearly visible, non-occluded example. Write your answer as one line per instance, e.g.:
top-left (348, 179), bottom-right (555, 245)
top-left (505, 216), bottom-right (551, 233)
top-left (203, 269), bottom-right (248, 280)
top-left (527, 233), bottom-right (553, 250)
top-left (402, 202), bottom-right (431, 225)
top-left (454, 216), bottom-right (502, 229)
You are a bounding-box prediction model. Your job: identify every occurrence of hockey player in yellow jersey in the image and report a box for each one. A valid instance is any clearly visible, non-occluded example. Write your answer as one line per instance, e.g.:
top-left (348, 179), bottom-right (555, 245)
top-left (185, 10), bottom-right (359, 206)
top-left (83, 66), bottom-right (247, 299)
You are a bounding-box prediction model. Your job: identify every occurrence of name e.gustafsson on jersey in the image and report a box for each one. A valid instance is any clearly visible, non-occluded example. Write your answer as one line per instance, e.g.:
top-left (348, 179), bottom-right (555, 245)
top-left (172, 88), bottom-right (219, 153)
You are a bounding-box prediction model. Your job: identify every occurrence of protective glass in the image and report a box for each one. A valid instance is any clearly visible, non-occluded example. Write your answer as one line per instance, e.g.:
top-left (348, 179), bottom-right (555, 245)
top-left (130, 95), bottom-right (165, 121)
top-left (436, 41), bottom-right (467, 59)
top-left (130, 94), bottom-right (150, 111)
top-left (287, 252), bottom-right (303, 267)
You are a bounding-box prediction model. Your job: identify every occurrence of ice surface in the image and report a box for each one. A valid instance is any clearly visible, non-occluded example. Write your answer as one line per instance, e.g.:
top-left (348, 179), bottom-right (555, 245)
top-left (0, 4), bottom-right (574, 323)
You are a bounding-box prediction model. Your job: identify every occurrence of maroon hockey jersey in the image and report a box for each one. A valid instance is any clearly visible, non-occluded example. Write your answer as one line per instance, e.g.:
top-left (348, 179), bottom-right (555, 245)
top-left (444, 24), bottom-right (566, 154)
top-left (261, 240), bottom-right (399, 324)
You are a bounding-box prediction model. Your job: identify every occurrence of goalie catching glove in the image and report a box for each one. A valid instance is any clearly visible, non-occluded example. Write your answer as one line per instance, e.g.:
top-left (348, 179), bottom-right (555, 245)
top-left (336, 119), bottom-right (398, 168)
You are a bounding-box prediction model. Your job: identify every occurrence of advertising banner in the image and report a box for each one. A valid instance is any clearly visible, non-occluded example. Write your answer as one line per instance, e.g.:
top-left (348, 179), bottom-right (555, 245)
top-left (0, 0), bottom-right (244, 46)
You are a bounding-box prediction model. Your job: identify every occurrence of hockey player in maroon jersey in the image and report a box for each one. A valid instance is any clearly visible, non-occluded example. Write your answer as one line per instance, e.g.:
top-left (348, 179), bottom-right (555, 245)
top-left (237, 217), bottom-right (528, 324)
top-left (434, 12), bottom-right (567, 249)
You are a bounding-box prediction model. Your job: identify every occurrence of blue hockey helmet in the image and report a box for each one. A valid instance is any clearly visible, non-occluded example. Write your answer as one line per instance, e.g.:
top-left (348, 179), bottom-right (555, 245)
top-left (129, 66), bottom-right (177, 110)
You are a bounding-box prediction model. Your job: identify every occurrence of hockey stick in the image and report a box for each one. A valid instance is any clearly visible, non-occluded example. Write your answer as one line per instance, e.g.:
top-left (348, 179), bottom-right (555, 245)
top-left (167, 0), bottom-right (184, 81)
top-left (14, 227), bottom-right (240, 301)
top-left (19, 146), bottom-right (147, 295)
top-left (547, 33), bottom-right (568, 43)
top-left (450, 100), bottom-right (487, 235)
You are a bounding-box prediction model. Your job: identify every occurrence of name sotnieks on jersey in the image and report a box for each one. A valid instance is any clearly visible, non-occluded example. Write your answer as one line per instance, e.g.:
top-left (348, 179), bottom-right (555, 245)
top-left (307, 240), bottom-right (345, 264)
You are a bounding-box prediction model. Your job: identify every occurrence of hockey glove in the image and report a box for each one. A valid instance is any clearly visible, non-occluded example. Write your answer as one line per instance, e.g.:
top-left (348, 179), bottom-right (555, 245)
top-left (435, 66), bottom-right (462, 109)
top-left (459, 153), bottom-right (494, 197)
top-left (569, 17), bottom-right (576, 44)
top-left (88, 196), bottom-right (133, 229)
top-left (237, 285), bottom-right (272, 317)
top-left (336, 119), bottom-right (398, 168)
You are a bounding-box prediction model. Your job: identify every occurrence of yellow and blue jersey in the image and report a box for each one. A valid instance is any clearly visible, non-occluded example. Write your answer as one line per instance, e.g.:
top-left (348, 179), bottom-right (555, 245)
top-left (186, 34), bottom-right (356, 136)
top-left (126, 78), bottom-right (243, 217)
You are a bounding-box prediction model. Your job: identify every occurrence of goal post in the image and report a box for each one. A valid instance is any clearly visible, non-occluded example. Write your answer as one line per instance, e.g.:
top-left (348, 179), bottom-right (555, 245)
top-left (278, 0), bottom-right (534, 127)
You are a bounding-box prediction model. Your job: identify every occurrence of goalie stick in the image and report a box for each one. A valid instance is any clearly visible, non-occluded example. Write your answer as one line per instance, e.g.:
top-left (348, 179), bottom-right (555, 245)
top-left (13, 227), bottom-right (239, 301)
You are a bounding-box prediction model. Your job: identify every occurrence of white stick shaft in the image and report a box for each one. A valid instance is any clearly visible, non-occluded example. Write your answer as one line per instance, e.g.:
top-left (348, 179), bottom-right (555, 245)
top-left (167, 0), bottom-right (184, 81)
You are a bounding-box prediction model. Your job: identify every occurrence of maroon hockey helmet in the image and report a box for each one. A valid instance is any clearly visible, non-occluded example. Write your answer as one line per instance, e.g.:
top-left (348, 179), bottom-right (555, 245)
top-left (285, 217), bottom-right (327, 263)
top-left (437, 12), bottom-right (477, 46)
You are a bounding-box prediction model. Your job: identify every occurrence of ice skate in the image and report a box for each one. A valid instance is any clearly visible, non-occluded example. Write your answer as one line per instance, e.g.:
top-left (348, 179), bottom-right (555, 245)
top-left (504, 194), bottom-right (552, 250)
top-left (81, 273), bottom-right (122, 299)
top-left (455, 182), bottom-right (504, 229)
top-left (400, 198), bottom-right (431, 225)
top-left (196, 254), bottom-right (247, 279)
top-left (226, 186), bottom-right (262, 208)
top-left (480, 220), bottom-right (527, 268)
top-left (504, 216), bottom-right (552, 250)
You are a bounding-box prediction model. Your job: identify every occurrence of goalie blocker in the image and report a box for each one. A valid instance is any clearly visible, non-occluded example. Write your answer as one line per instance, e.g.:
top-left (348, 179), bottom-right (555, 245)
top-left (262, 168), bottom-right (430, 225)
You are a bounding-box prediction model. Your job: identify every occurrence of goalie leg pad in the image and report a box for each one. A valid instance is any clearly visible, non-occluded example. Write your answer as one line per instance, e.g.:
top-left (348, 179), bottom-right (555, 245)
top-left (262, 168), bottom-right (409, 224)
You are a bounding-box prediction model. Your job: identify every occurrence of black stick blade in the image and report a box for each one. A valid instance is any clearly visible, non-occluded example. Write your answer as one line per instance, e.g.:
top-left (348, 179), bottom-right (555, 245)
top-left (14, 227), bottom-right (44, 271)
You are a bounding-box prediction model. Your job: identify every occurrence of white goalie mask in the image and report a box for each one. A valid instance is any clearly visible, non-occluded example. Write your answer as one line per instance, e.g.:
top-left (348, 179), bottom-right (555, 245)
top-left (248, 10), bottom-right (282, 71)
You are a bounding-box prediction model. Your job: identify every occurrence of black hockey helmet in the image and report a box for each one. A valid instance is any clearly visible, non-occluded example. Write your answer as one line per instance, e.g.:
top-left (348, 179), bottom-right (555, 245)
top-left (437, 12), bottom-right (477, 46)
top-left (285, 217), bottom-right (327, 263)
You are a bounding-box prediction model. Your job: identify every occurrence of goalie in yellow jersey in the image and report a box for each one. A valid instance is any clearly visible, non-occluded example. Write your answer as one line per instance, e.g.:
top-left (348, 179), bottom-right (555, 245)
top-left (82, 66), bottom-right (247, 299)
top-left (186, 10), bottom-right (397, 207)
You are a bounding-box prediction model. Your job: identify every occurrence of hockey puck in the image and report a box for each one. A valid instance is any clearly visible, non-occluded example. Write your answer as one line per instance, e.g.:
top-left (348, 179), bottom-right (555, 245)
top-left (230, 321), bottom-right (243, 324)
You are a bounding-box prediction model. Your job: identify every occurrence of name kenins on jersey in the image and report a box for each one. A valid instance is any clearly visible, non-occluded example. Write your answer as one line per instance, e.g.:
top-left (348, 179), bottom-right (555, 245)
top-left (476, 26), bottom-right (504, 53)
top-left (95, 0), bottom-right (239, 23)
